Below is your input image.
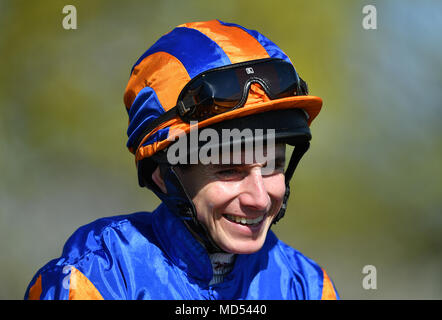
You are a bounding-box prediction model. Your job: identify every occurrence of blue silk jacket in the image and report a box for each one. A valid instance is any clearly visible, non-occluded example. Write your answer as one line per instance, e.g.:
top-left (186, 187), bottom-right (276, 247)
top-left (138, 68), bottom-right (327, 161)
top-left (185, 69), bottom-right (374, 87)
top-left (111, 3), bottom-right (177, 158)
top-left (25, 203), bottom-right (339, 300)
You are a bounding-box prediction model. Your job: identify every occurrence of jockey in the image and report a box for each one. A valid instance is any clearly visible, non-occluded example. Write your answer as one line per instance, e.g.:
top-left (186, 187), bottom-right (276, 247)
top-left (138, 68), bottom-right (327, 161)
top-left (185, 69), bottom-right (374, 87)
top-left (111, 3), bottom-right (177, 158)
top-left (25, 19), bottom-right (339, 300)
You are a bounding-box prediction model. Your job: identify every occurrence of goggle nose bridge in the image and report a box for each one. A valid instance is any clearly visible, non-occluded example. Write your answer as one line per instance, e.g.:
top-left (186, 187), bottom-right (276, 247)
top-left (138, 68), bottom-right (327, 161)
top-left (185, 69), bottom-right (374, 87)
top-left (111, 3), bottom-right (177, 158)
top-left (238, 78), bottom-right (278, 106)
top-left (234, 76), bottom-right (302, 111)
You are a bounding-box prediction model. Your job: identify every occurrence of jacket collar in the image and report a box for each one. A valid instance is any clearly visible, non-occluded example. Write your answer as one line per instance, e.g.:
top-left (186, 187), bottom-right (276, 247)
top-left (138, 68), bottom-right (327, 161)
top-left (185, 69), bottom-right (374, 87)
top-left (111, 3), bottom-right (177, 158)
top-left (152, 203), bottom-right (213, 283)
top-left (151, 203), bottom-right (279, 287)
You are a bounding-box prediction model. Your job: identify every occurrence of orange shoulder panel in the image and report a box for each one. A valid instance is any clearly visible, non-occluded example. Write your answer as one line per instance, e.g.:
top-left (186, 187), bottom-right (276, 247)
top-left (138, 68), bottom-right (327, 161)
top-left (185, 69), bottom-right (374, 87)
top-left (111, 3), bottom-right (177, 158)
top-left (321, 268), bottom-right (337, 300)
top-left (68, 267), bottom-right (104, 300)
top-left (27, 274), bottom-right (42, 300)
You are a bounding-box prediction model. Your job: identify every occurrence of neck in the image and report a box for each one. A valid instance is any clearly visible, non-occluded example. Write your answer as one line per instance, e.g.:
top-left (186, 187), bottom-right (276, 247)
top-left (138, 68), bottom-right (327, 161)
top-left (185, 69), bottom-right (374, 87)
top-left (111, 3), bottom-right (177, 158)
top-left (208, 252), bottom-right (236, 285)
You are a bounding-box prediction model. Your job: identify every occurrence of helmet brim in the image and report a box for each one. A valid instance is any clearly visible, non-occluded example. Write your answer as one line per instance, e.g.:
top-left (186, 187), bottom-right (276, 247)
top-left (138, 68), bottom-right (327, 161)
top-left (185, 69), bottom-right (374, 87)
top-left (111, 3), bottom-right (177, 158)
top-left (136, 95), bottom-right (322, 161)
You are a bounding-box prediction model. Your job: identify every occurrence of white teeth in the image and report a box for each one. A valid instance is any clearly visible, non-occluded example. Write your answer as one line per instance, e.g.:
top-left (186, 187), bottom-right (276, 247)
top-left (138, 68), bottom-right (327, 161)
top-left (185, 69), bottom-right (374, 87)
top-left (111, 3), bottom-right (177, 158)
top-left (225, 214), bottom-right (264, 225)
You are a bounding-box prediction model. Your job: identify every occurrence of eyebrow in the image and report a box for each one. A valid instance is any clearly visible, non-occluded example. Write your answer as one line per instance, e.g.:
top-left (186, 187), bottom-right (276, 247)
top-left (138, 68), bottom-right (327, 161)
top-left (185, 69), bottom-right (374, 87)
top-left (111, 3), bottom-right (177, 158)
top-left (209, 154), bottom-right (286, 169)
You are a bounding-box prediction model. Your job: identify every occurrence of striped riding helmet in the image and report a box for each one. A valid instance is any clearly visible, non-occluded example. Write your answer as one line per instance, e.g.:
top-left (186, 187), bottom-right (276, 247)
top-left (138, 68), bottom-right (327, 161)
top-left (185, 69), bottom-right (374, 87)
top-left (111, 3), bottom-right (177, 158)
top-left (124, 19), bottom-right (322, 177)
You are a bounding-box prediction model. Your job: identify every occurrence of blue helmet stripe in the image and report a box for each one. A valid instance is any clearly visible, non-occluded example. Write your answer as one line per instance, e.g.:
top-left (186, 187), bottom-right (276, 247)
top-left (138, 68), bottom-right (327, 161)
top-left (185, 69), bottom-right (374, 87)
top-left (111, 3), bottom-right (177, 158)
top-left (130, 27), bottom-right (232, 78)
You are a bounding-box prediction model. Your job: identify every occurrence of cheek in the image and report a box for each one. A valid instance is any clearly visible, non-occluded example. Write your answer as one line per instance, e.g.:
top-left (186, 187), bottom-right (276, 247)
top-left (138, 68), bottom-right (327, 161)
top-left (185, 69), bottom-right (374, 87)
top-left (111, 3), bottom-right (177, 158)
top-left (193, 183), bottom-right (237, 220)
top-left (264, 174), bottom-right (286, 202)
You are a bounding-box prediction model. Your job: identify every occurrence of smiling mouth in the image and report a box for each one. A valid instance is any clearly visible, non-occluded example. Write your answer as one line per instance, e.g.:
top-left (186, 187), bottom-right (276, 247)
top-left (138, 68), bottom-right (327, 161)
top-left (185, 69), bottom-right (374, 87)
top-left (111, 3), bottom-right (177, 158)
top-left (223, 214), bottom-right (265, 226)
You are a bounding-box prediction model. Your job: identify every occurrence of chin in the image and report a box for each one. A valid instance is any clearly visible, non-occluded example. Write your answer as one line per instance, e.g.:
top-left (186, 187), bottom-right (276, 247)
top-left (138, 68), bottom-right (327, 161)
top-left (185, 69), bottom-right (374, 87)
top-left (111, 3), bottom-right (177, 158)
top-left (212, 217), bottom-right (274, 254)
top-left (219, 237), bottom-right (267, 254)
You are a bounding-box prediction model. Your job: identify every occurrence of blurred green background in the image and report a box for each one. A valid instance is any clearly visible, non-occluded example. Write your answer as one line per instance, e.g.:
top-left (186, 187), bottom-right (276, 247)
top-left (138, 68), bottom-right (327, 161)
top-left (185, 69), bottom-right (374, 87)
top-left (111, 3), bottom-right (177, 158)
top-left (1, 0), bottom-right (441, 299)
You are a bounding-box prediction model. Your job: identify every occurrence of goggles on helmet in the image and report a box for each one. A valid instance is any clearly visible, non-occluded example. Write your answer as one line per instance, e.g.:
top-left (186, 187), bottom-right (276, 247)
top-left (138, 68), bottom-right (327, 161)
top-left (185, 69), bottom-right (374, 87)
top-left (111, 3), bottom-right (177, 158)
top-left (177, 58), bottom-right (306, 122)
top-left (132, 58), bottom-right (308, 152)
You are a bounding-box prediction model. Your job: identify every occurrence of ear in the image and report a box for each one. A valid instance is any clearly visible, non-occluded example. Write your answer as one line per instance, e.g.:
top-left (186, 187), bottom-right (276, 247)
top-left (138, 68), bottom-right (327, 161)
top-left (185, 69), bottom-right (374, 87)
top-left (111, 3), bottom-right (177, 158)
top-left (151, 166), bottom-right (167, 194)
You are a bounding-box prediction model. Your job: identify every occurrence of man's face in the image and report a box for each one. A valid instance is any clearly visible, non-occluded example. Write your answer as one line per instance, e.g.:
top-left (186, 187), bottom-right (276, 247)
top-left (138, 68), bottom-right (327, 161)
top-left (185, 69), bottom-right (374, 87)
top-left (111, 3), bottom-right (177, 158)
top-left (176, 144), bottom-right (286, 254)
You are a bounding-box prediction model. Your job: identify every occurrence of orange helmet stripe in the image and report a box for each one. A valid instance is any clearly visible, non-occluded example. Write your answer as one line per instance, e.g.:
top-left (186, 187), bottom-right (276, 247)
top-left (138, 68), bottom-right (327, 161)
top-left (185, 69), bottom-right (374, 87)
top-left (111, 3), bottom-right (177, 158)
top-left (124, 51), bottom-right (191, 112)
top-left (179, 20), bottom-right (270, 64)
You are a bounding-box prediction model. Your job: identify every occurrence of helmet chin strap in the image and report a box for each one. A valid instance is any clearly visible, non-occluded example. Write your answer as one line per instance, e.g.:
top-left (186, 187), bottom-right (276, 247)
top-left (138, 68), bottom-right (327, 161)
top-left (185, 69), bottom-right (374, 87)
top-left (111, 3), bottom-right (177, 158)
top-left (156, 165), bottom-right (226, 253)
top-left (272, 141), bottom-right (310, 224)
top-left (151, 141), bottom-right (310, 253)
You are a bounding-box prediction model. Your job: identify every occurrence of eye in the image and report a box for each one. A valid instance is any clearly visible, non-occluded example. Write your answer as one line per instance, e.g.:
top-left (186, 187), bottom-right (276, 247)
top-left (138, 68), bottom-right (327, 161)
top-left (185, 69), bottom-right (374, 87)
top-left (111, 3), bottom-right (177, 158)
top-left (260, 158), bottom-right (285, 176)
top-left (215, 168), bottom-right (243, 180)
top-left (276, 159), bottom-right (286, 172)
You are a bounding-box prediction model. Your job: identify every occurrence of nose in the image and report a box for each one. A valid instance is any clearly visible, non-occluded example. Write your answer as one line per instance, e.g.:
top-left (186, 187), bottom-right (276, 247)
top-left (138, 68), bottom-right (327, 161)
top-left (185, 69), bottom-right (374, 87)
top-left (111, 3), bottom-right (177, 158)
top-left (238, 167), bottom-right (271, 213)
